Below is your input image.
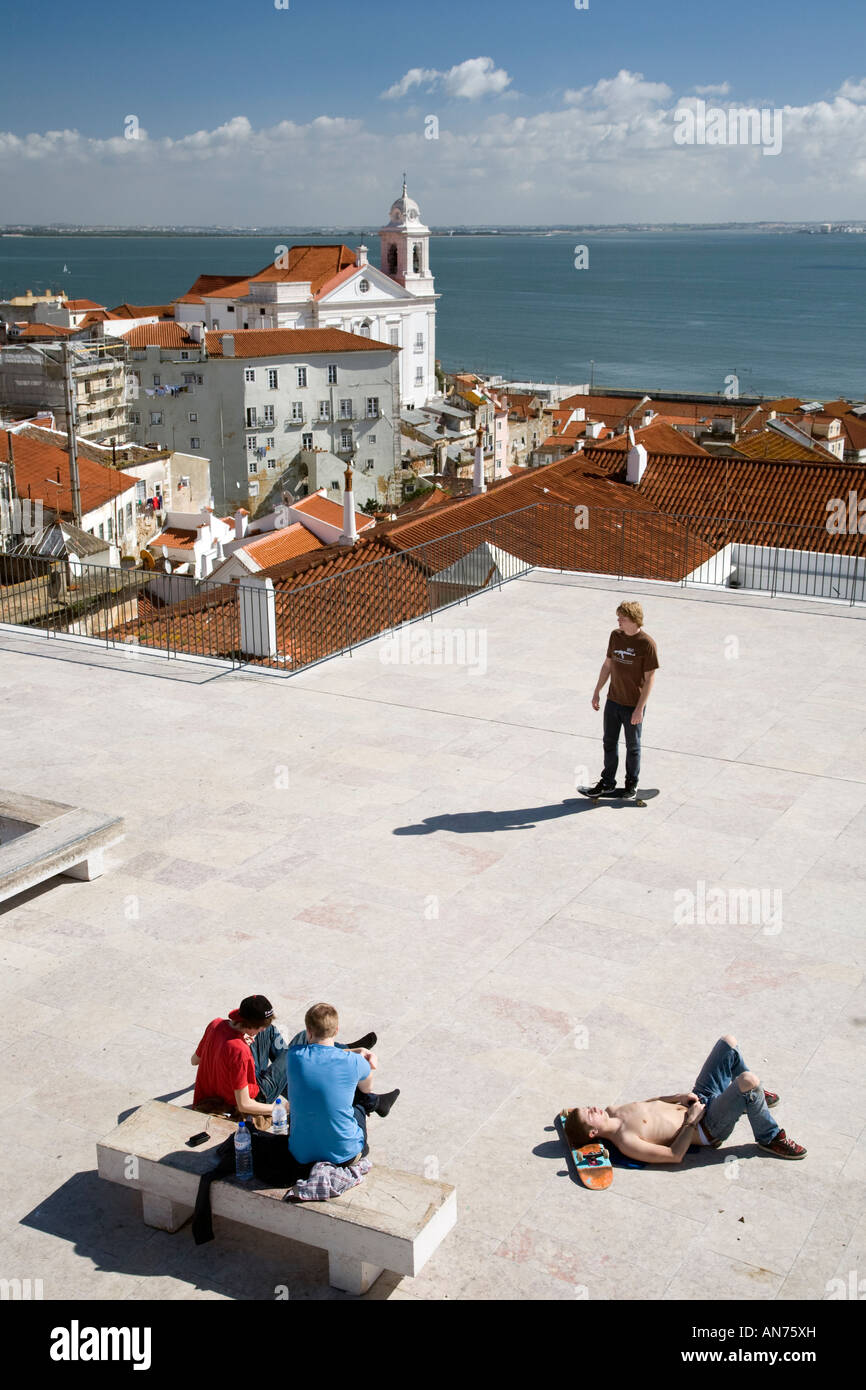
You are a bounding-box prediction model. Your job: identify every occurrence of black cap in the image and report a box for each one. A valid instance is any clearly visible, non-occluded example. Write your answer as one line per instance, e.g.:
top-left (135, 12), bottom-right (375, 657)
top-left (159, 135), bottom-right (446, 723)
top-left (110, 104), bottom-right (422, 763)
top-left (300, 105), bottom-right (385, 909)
top-left (238, 994), bottom-right (275, 1023)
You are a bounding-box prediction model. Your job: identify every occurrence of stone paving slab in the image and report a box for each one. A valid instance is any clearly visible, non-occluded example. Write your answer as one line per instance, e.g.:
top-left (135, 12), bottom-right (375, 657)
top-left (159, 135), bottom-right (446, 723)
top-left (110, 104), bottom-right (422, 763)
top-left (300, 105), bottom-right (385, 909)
top-left (0, 575), bottom-right (863, 1301)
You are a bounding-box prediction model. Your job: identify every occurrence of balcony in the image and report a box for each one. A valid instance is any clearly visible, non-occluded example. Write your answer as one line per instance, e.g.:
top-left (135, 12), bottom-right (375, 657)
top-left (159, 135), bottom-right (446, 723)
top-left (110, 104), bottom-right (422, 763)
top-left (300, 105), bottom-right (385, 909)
top-left (245, 416), bottom-right (275, 430)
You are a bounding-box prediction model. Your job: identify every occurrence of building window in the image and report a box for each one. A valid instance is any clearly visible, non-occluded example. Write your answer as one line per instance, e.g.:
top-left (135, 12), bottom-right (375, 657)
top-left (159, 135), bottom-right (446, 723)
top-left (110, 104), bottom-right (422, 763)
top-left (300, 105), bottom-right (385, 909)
top-left (389, 327), bottom-right (399, 346)
top-left (415, 332), bottom-right (424, 349)
top-left (180, 351), bottom-right (189, 360)
top-left (248, 436), bottom-right (258, 451)
top-left (152, 375), bottom-right (160, 386)
top-left (267, 458), bottom-right (278, 470)
top-left (330, 480), bottom-right (340, 490)
top-left (130, 412), bottom-right (140, 425)
top-left (387, 245), bottom-right (398, 275)
top-left (190, 436), bottom-right (200, 448)
top-left (245, 368), bottom-right (256, 382)
top-left (302, 432), bottom-right (313, 450)
top-left (365, 459), bottom-right (374, 472)
top-left (118, 510), bottom-right (125, 535)
top-left (149, 411), bottom-right (163, 425)
top-left (98, 523), bottom-right (104, 539)
top-left (263, 404), bottom-right (274, 425)
top-left (339, 399), bottom-right (352, 419)
top-left (126, 502), bottom-right (133, 529)
top-left (413, 243), bottom-right (421, 274)
top-left (366, 397), bottom-right (379, 418)
top-left (266, 436), bottom-right (275, 449)
top-left (291, 401), bottom-right (304, 420)
top-left (415, 366), bottom-right (424, 384)
top-left (360, 322), bottom-right (371, 337)
top-left (327, 364), bottom-right (338, 384)
top-left (246, 407), bottom-right (256, 427)
top-left (248, 460), bottom-right (257, 476)
top-left (341, 430), bottom-right (353, 451)
top-left (188, 412), bottom-right (197, 423)
top-left (268, 368), bottom-right (279, 389)
top-left (297, 367), bottom-right (307, 388)
top-left (319, 401), bottom-right (331, 421)
top-left (368, 433), bottom-right (376, 443)
top-left (359, 280), bottom-right (370, 294)
top-left (107, 517), bottom-right (113, 540)
top-left (136, 480), bottom-right (147, 503)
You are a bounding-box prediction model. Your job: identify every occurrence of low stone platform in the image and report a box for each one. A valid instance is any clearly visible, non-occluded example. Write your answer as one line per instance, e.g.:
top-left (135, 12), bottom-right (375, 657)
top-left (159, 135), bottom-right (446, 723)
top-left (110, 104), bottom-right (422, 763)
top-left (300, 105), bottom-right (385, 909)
top-left (0, 789), bottom-right (124, 904)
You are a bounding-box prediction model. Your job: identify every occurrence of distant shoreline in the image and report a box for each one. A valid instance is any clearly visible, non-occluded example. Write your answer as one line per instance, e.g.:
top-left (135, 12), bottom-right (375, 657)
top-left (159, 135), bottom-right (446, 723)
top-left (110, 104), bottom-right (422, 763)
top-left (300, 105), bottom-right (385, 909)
top-left (1, 223), bottom-right (862, 238)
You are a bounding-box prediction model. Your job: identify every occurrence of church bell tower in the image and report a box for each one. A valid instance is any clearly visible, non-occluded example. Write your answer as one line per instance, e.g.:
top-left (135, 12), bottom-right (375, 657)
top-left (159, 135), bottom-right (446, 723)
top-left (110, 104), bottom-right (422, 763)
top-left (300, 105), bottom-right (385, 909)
top-left (379, 176), bottom-right (435, 294)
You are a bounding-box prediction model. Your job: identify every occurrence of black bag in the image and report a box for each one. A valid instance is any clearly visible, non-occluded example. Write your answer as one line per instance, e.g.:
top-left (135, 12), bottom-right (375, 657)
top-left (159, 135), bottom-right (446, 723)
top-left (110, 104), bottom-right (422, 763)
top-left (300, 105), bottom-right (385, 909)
top-left (191, 1128), bottom-right (312, 1244)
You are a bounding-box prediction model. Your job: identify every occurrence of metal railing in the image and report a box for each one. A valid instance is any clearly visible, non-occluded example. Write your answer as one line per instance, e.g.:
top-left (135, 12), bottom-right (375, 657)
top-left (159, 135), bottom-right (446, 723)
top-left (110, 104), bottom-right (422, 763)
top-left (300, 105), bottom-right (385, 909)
top-left (1, 502), bottom-right (863, 675)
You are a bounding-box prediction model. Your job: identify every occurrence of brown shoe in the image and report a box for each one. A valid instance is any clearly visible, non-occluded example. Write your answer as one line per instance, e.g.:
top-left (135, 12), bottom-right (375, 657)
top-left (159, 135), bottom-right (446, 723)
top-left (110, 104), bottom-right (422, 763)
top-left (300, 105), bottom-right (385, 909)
top-left (758, 1128), bottom-right (806, 1159)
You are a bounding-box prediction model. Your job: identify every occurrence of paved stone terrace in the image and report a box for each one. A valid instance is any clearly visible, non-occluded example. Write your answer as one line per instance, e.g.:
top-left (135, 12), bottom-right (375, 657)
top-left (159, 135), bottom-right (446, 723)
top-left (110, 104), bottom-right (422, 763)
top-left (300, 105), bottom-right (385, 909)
top-left (0, 573), bottom-right (864, 1301)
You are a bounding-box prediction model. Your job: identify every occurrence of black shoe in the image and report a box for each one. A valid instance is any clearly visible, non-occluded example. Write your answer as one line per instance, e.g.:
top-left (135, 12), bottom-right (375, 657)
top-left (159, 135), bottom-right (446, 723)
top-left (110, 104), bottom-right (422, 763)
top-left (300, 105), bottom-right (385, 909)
top-left (373, 1088), bottom-right (400, 1118)
top-left (344, 1032), bottom-right (377, 1051)
top-left (583, 779), bottom-right (614, 796)
top-left (622, 784), bottom-right (638, 800)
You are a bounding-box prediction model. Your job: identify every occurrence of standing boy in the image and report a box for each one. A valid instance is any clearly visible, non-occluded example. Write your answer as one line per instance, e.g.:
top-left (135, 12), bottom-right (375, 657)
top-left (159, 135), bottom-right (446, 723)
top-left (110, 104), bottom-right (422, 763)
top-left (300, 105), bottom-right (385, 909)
top-left (588, 601), bottom-right (659, 799)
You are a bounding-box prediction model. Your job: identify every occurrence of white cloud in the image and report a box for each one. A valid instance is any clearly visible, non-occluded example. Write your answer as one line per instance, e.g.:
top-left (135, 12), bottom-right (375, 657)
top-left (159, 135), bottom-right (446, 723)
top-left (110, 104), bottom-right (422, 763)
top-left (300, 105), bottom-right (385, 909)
top-left (693, 82), bottom-right (731, 96)
top-left (4, 73), bottom-right (866, 223)
top-left (382, 56), bottom-right (511, 101)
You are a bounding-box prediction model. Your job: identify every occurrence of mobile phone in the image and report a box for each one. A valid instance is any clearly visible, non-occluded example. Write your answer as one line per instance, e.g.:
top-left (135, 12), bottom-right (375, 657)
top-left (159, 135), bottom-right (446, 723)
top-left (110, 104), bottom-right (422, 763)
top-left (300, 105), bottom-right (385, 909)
top-left (186, 1131), bottom-right (210, 1147)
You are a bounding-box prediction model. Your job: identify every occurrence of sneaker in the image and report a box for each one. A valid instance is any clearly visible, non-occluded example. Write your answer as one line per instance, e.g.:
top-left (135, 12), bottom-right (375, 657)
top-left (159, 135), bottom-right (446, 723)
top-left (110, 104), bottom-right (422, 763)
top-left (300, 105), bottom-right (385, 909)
top-left (763, 1089), bottom-right (779, 1108)
top-left (758, 1128), bottom-right (806, 1159)
top-left (583, 779), bottom-right (614, 796)
top-left (622, 784), bottom-right (638, 800)
top-left (345, 1032), bottom-right (377, 1051)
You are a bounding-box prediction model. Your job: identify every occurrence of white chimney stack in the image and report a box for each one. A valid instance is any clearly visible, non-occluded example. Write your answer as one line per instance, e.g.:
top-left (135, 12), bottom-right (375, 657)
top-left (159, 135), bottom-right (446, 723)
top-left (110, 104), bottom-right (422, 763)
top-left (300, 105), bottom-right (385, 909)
top-left (357, 244), bottom-right (369, 267)
top-left (339, 465), bottom-right (358, 545)
top-left (222, 334), bottom-right (235, 357)
top-left (627, 440), bottom-right (648, 485)
top-left (234, 507), bottom-right (249, 540)
top-left (472, 425), bottom-right (486, 494)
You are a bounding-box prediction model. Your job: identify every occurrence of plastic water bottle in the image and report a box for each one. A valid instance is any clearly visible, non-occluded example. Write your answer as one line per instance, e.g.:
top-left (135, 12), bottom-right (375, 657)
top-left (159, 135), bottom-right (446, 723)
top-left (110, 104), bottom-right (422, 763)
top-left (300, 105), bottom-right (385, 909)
top-left (234, 1120), bottom-right (253, 1180)
top-left (272, 1098), bottom-right (288, 1136)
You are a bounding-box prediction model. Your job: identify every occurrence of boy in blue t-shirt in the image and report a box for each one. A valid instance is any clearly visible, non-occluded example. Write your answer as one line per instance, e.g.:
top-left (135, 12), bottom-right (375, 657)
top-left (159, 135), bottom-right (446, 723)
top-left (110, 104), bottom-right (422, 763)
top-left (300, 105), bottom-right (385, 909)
top-left (287, 1002), bottom-right (400, 1166)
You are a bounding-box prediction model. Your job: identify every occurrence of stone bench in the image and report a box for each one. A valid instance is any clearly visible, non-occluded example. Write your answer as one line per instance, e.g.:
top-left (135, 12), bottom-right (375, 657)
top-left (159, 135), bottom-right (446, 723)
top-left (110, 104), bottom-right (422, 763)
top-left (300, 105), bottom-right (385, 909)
top-left (0, 789), bottom-right (124, 904)
top-left (97, 1100), bottom-right (457, 1295)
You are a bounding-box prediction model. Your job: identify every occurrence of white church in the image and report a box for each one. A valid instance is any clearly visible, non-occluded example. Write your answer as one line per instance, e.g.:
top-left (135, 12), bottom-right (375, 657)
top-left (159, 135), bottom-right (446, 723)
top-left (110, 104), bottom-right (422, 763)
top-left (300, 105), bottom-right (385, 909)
top-left (173, 180), bottom-right (438, 410)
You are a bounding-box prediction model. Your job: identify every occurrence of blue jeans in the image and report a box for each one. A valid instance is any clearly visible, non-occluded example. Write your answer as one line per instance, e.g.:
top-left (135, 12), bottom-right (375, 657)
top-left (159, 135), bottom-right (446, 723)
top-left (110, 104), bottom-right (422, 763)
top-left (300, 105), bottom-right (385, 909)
top-left (251, 1026), bottom-right (377, 1115)
top-left (602, 698), bottom-right (643, 788)
top-left (693, 1038), bottom-right (779, 1146)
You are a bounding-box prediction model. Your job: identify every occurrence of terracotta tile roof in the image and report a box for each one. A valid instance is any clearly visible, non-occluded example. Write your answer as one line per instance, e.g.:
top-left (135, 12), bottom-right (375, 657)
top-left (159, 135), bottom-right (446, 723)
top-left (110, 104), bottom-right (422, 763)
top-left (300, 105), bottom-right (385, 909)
top-left (175, 275), bottom-right (249, 304)
top-left (148, 526), bottom-right (198, 551)
top-left (204, 328), bottom-right (396, 359)
top-left (370, 451), bottom-right (714, 582)
top-left (0, 432), bottom-right (138, 517)
top-left (14, 323), bottom-right (80, 338)
top-left (120, 323), bottom-right (199, 349)
top-left (837, 413), bottom-right (866, 453)
top-left (588, 419), bottom-right (711, 459)
top-left (291, 492), bottom-right (375, 531)
top-left (241, 523), bottom-right (325, 568)
top-left (65, 299), bottom-right (105, 311)
top-left (108, 303), bottom-right (175, 319)
top-left (626, 454), bottom-right (866, 552)
top-left (733, 430), bottom-right (837, 463)
top-left (78, 310), bottom-right (111, 326)
top-left (393, 486), bottom-right (451, 515)
top-left (249, 245), bottom-right (358, 296)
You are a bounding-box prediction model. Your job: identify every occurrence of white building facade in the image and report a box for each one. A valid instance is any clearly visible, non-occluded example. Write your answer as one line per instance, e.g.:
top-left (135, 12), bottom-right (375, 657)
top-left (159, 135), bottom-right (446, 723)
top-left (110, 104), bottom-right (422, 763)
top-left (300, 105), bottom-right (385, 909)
top-left (172, 183), bottom-right (437, 412)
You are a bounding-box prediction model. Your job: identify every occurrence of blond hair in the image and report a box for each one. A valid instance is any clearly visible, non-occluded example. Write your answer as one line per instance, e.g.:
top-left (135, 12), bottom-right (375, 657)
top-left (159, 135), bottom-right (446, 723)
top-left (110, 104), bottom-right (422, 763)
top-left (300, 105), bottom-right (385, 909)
top-left (305, 1002), bottom-right (339, 1041)
top-left (616, 600), bottom-right (644, 627)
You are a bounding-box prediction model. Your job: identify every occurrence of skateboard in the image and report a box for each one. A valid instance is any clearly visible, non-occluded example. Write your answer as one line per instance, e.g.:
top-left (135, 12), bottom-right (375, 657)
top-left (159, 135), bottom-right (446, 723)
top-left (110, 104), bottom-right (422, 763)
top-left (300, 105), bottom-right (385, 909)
top-left (555, 1110), bottom-right (613, 1189)
top-left (576, 786), bottom-right (659, 808)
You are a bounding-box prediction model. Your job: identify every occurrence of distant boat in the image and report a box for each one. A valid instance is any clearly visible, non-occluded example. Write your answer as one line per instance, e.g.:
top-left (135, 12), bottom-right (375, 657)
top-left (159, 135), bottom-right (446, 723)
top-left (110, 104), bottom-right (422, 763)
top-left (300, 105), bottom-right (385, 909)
top-left (62, 264), bottom-right (69, 273)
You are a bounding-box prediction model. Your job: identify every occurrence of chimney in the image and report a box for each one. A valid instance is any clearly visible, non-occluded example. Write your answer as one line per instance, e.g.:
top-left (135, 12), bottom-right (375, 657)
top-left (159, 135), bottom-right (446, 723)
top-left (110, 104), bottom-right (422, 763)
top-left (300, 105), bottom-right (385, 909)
top-left (626, 427), bottom-right (648, 485)
top-left (357, 244), bottom-right (369, 267)
top-left (239, 576), bottom-right (277, 658)
top-left (585, 420), bottom-right (603, 439)
top-left (472, 424), bottom-right (486, 495)
top-left (234, 507), bottom-right (249, 540)
top-left (339, 464), bottom-right (358, 545)
top-left (642, 409), bottom-right (655, 427)
top-left (222, 334), bottom-right (235, 357)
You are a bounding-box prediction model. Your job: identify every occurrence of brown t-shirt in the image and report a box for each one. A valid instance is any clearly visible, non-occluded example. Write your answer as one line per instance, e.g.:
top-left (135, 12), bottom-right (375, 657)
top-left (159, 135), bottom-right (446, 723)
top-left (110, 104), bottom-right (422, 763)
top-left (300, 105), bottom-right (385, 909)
top-left (606, 629), bottom-right (659, 707)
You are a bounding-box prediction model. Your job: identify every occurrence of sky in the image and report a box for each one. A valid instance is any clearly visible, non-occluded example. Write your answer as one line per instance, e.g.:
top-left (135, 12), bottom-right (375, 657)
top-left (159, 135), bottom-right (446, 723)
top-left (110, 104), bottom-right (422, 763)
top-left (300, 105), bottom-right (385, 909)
top-left (2, 0), bottom-right (865, 225)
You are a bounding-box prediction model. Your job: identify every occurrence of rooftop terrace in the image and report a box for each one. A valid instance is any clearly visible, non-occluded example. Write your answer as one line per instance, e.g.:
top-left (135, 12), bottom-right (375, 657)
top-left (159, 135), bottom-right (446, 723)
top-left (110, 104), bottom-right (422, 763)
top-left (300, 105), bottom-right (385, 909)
top-left (0, 572), bottom-right (864, 1301)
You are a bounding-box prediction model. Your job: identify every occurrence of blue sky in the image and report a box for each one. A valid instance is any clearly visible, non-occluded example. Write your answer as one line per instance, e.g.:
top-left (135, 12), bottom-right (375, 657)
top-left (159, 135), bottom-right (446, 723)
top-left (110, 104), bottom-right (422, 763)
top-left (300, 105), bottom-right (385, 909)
top-left (2, 0), bottom-right (865, 222)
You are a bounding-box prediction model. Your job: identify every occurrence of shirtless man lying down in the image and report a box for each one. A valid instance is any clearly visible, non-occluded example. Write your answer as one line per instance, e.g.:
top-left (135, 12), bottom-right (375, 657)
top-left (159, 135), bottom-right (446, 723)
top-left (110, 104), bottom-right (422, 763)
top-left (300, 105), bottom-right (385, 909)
top-left (565, 1034), bottom-right (806, 1162)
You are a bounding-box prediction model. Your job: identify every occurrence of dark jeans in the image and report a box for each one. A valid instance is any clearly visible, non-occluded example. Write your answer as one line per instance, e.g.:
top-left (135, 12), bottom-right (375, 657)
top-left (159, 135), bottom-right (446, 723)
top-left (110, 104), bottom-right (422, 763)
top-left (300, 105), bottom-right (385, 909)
top-left (693, 1037), bottom-right (779, 1146)
top-left (251, 1026), bottom-right (377, 1116)
top-left (602, 698), bottom-right (643, 787)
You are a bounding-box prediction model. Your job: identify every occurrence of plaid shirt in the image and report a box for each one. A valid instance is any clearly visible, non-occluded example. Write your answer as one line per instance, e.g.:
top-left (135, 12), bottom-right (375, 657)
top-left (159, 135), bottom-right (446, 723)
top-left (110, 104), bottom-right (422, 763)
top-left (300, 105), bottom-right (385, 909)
top-left (290, 1157), bottom-right (372, 1202)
